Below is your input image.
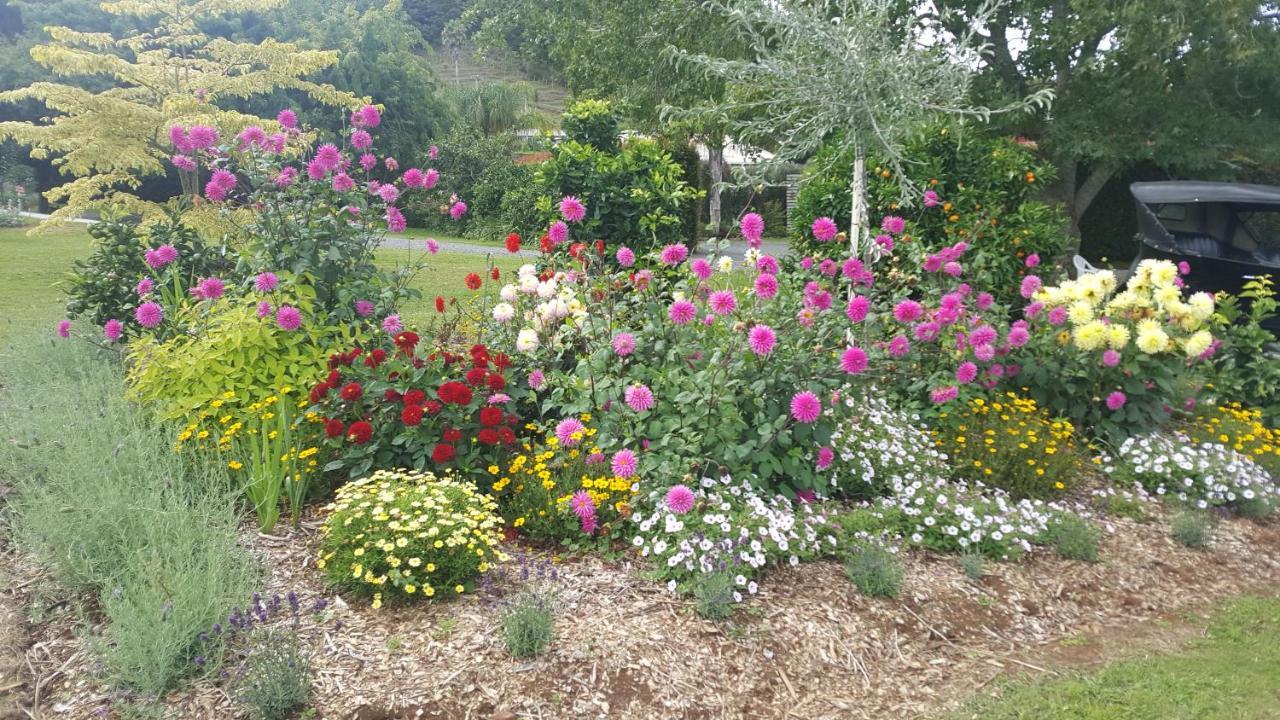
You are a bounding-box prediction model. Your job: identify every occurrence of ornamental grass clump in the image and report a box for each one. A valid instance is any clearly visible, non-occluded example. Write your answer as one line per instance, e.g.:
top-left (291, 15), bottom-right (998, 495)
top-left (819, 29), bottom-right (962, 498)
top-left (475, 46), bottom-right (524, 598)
top-left (499, 589), bottom-right (556, 658)
top-left (318, 469), bottom-right (506, 607)
top-left (1043, 515), bottom-right (1101, 562)
top-left (933, 392), bottom-right (1084, 499)
top-left (1171, 510), bottom-right (1215, 549)
top-left (845, 542), bottom-right (904, 598)
top-left (233, 628), bottom-right (312, 720)
top-left (691, 568), bottom-right (739, 620)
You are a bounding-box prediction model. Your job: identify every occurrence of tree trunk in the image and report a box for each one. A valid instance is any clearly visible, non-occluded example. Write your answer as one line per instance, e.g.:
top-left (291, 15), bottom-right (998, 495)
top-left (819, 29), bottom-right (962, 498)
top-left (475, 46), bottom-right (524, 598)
top-left (1071, 163), bottom-right (1119, 236)
top-left (849, 147), bottom-right (867, 258)
top-left (707, 139), bottom-right (725, 237)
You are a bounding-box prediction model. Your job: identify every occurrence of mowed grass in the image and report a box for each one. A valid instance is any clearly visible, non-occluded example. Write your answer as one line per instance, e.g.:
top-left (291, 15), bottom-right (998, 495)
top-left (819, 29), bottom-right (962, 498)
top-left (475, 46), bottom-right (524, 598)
top-left (948, 596), bottom-right (1280, 720)
top-left (0, 222), bottom-right (517, 332)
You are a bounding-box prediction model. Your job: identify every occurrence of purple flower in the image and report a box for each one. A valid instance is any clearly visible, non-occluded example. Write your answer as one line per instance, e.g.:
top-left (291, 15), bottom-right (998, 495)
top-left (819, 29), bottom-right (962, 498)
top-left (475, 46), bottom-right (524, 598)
top-left (528, 370), bottom-right (545, 390)
top-left (612, 332), bottom-right (636, 356)
top-left (56, 319), bottom-right (71, 338)
top-left (816, 446), bottom-right (835, 470)
top-left (624, 384), bottom-right (655, 412)
top-left (811, 216), bottom-right (838, 242)
top-left (355, 300), bottom-right (374, 317)
top-left (756, 255), bottom-right (780, 275)
top-left (840, 346), bottom-right (868, 374)
top-left (254, 272), bottom-right (278, 292)
top-left (668, 300), bottom-right (697, 325)
top-left (893, 300), bottom-right (923, 323)
top-left (275, 306), bottom-right (302, 331)
top-left (709, 290), bottom-right (737, 316)
top-left (753, 273), bottom-right (779, 300)
top-left (955, 361), bottom-right (978, 384)
top-left (611, 449), bottom-right (638, 478)
top-left (559, 195), bottom-right (586, 222)
top-left (103, 319), bottom-right (123, 342)
top-left (1025, 253), bottom-right (1041, 268)
top-left (616, 246), bottom-right (636, 267)
top-left (277, 109), bottom-right (298, 129)
top-left (881, 215), bottom-right (906, 234)
top-left (135, 302), bottom-right (164, 328)
top-left (923, 190), bottom-right (940, 208)
top-left (659, 243), bottom-right (689, 266)
top-left (556, 418), bottom-right (586, 447)
top-left (740, 212), bottom-right (764, 245)
top-left (350, 129), bottom-right (373, 149)
top-left (136, 278), bottom-right (154, 296)
top-left (171, 154), bottom-right (196, 171)
top-left (748, 325), bottom-right (776, 356)
top-left (257, 300), bottom-right (272, 319)
top-left (1020, 275), bottom-right (1042, 299)
top-left (381, 314), bottom-right (403, 334)
top-left (548, 221), bottom-right (569, 244)
top-left (665, 485), bottom-right (695, 514)
top-left (790, 391), bottom-right (822, 423)
top-left (1102, 349), bottom-right (1122, 368)
top-left (1106, 391), bottom-right (1127, 411)
top-left (691, 258), bottom-right (713, 280)
top-left (930, 386), bottom-right (959, 404)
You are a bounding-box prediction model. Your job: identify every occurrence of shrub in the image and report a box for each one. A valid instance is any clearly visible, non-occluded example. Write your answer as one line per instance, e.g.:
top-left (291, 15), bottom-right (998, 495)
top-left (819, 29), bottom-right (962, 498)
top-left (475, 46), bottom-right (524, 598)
top-left (845, 543), bottom-right (904, 598)
top-left (127, 288), bottom-right (347, 421)
top-left (791, 125), bottom-right (1067, 307)
top-left (64, 208), bottom-right (230, 338)
top-left (0, 338), bottom-right (256, 697)
top-left (233, 629), bottom-right (312, 720)
top-left (493, 418), bottom-right (635, 546)
top-left (1171, 510), bottom-right (1214, 549)
top-left (499, 589), bottom-right (555, 657)
top-left (1104, 432), bottom-right (1279, 512)
top-left (933, 392), bottom-right (1084, 499)
top-left (1017, 259), bottom-right (1217, 441)
top-left (308, 337), bottom-right (525, 480)
top-left (561, 98), bottom-right (620, 152)
top-left (628, 475), bottom-right (838, 592)
top-left (1044, 515), bottom-right (1101, 562)
top-left (534, 135), bottom-right (702, 252)
top-left (318, 469), bottom-right (506, 606)
top-left (1209, 275), bottom-right (1280, 423)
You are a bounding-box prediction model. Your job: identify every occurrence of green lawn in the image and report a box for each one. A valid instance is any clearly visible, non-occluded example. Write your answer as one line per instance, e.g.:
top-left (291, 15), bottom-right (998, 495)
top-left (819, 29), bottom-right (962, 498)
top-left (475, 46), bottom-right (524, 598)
top-left (0, 223), bottom-right (510, 335)
top-left (948, 596), bottom-right (1280, 720)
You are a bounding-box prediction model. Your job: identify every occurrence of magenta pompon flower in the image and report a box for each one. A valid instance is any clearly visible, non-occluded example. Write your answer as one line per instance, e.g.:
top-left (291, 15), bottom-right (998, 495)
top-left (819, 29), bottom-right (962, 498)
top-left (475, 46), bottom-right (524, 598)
top-left (740, 212), bottom-right (764, 245)
top-left (667, 300), bottom-right (697, 325)
top-left (257, 300), bottom-right (272, 319)
top-left (548, 221), bottom-right (569, 244)
top-left (528, 370), bottom-right (546, 390)
top-left (816, 446), bottom-right (835, 470)
top-left (811, 216), bottom-right (838, 242)
top-left (612, 332), bottom-right (636, 356)
top-left (56, 319), bottom-right (71, 338)
top-left (275, 306), bottom-right (302, 331)
top-left (665, 484), bottom-right (696, 514)
top-left (709, 290), bottom-right (737, 316)
top-left (846, 295), bottom-right (870, 323)
top-left (135, 302), bottom-right (164, 328)
top-left (103, 319), bottom-right (123, 342)
top-left (691, 258), bottom-right (713, 280)
top-left (381, 314), bottom-right (403, 334)
top-left (658, 243), bottom-right (689, 266)
top-left (1106, 391), bottom-right (1127, 411)
top-left (754, 273), bottom-right (779, 300)
top-left (555, 418), bottom-right (586, 447)
top-left (624, 384), bottom-right (655, 412)
top-left (559, 195), bottom-right (586, 223)
top-left (840, 346), bottom-right (868, 374)
top-left (892, 300), bottom-right (923, 323)
top-left (616, 246), bottom-right (636, 267)
top-left (254, 272), bottom-right (279, 292)
top-left (790, 391), bottom-right (822, 423)
top-left (748, 324), bottom-right (776, 356)
top-left (611, 449), bottom-right (638, 478)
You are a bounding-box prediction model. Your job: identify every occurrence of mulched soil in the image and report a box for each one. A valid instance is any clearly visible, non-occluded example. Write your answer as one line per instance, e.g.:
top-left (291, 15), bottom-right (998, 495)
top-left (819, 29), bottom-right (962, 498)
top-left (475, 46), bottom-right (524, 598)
top-left (4, 507), bottom-right (1280, 720)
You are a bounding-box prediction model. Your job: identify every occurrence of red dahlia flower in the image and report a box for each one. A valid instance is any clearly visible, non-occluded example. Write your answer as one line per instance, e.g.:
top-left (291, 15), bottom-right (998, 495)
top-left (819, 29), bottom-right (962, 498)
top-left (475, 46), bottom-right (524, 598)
top-left (539, 235), bottom-right (553, 254)
top-left (492, 353), bottom-right (512, 370)
top-left (339, 382), bottom-right (363, 401)
top-left (401, 404), bottom-right (424, 426)
top-left (310, 383), bottom-right (330, 403)
top-left (394, 331), bottom-right (419, 354)
top-left (486, 374), bottom-right (506, 391)
top-left (442, 427), bottom-right (462, 443)
top-left (424, 400), bottom-right (442, 416)
top-left (323, 418), bottom-right (345, 438)
top-left (347, 421), bottom-right (373, 444)
top-left (497, 427), bottom-right (516, 444)
top-left (505, 233), bottom-right (521, 253)
top-left (364, 348), bottom-right (387, 368)
top-left (437, 381), bottom-right (472, 405)
top-left (435, 296), bottom-right (445, 313)
top-left (403, 389), bottom-right (427, 406)
top-left (465, 367), bottom-right (487, 386)
top-left (326, 370), bottom-right (341, 386)
top-left (383, 388), bottom-right (402, 402)
top-left (479, 407), bottom-right (503, 426)
top-left (432, 443), bottom-right (456, 463)
top-left (464, 272), bottom-right (482, 291)
top-left (477, 428), bottom-right (499, 445)
top-left (490, 267), bottom-right (500, 280)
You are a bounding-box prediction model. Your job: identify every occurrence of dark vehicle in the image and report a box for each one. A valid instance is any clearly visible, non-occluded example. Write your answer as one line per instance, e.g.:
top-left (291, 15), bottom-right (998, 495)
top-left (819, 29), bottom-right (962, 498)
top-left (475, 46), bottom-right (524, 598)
top-left (1129, 181), bottom-right (1280, 337)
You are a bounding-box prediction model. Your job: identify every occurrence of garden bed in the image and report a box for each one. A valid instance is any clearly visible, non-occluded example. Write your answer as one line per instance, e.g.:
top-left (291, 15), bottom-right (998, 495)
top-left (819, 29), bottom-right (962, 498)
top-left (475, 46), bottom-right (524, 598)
top-left (6, 508), bottom-right (1278, 720)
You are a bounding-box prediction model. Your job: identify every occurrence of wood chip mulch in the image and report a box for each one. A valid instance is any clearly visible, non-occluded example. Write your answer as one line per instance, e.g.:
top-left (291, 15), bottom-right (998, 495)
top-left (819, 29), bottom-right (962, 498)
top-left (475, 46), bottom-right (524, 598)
top-left (5, 507), bottom-right (1280, 720)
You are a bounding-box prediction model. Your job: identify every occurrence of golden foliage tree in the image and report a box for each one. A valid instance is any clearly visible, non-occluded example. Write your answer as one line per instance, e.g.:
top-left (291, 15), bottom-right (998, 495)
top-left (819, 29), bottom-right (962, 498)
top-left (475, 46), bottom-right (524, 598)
top-left (0, 0), bottom-right (363, 227)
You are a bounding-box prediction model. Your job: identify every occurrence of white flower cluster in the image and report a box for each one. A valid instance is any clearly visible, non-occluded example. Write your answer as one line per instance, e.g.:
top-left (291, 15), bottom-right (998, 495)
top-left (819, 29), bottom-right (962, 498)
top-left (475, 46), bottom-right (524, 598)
top-left (495, 264), bottom-right (588, 352)
top-left (874, 474), bottom-right (1059, 557)
top-left (630, 475), bottom-right (837, 594)
top-left (1103, 432), bottom-right (1279, 510)
top-left (828, 392), bottom-right (947, 496)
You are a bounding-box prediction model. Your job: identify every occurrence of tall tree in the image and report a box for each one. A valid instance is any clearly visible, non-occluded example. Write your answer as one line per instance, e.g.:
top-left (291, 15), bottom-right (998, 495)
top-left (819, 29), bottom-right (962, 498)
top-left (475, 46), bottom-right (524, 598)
top-left (669, 0), bottom-right (1050, 253)
top-left (931, 0), bottom-right (1280, 240)
top-left (453, 0), bottom-right (746, 234)
top-left (0, 0), bottom-right (360, 227)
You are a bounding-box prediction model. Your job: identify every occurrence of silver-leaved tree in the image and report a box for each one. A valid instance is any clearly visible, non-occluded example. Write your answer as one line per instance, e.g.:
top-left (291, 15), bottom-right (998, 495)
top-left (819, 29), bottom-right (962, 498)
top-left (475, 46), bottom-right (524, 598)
top-left (668, 0), bottom-right (1052, 255)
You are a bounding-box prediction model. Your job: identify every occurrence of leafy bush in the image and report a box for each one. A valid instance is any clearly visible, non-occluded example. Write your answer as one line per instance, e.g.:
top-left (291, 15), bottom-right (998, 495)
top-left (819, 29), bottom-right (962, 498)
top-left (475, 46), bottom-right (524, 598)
top-left (1044, 515), bottom-right (1101, 562)
top-left (233, 629), bottom-right (312, 720)
top-left (499, 589), bottom-right (555, 657)
top-left (126, 288), bottom-right (347, 420)
top-left (933, 392), bottom-right (1085, 499)
top-left (1209, 275), bottom-right (1280, 423)
top-left (493, 418), bottom-right (636, 545)
top-left (561, 98), bottom-right (620, 152)
top-left (64, 208), bottom-right (230, 339)
top-left (318, 469), bottom-right (506, 607)
top-left (1018, 259), bottom-right (1217, 441)
top-left (309, 337), bottom-right (524, 480)
top-left (1171, 510), bottom-right (1214, 549)
top-left (791, 125), bottom-right (1067, 306)
top-left (0, 338), bottom-right (256, 698)
top-left (1103, 432), bottom-right (1279, 512)
top-left (845, 543), bottom-right (904, 598)
top-left (534, 135), bottom-right (702, 251)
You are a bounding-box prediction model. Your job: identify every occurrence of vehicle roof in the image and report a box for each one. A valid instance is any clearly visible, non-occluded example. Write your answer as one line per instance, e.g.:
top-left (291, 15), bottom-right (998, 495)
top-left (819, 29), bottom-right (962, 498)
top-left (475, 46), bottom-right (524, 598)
top-left (1130, 181), bottom-right (1280, 206)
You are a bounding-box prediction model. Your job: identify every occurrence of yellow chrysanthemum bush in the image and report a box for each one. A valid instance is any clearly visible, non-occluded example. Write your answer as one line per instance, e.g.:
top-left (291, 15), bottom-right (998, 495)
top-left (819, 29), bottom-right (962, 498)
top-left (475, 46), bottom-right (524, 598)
top-left (317, 469), bottom-right (506, 607)
top-left (173, 388), bottom-right (323, 532)
top-left (492, 417), bottom-right (636, 547)
top-left (933, 392), bottom-right (1087, 499)
top-left (1185, 402), bottom-right (1280, 479)
top-left (1015, 259), bottom-right (1216, 441)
